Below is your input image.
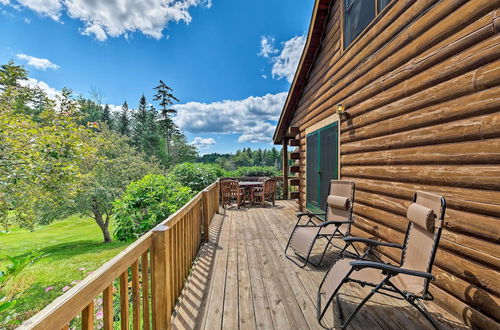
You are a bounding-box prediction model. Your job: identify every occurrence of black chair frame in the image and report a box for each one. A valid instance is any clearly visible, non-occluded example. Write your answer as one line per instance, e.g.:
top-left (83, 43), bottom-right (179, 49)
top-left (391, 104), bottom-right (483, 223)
top-left (317, 193), bottom-right (446, 330)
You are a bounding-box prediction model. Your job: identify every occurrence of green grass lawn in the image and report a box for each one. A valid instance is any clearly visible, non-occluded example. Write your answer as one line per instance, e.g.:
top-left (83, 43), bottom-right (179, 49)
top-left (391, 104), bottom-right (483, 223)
top-left (0, 215), bottom-right (128, 325)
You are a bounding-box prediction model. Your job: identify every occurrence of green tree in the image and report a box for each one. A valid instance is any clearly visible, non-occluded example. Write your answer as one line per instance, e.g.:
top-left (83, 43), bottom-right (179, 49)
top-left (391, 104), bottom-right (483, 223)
top-left (72, 127), bottom-right (160, 242)
top-left (0, 63), bottom-right (93, 229)
top-left (113, 174), bottom-right (193, 241)
top-left (101, 104), bottom-right (113, 128)
top-left (117, 101), bottom-right (130, 136)
top-left (153, 80), bottom-right (179, 153)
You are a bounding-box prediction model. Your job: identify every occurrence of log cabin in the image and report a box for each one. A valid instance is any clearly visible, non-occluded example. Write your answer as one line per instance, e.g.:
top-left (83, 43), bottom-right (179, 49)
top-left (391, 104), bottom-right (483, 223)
top-left (20, 1), bottom-right (500, 329)
top-left (273, 0), bottom-right (500, 328)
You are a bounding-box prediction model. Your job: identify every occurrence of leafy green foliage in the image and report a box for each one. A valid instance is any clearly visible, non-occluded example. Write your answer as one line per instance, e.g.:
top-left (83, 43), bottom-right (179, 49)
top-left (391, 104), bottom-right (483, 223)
top-left (72, 127), bottom-right (161, 242)
top-left (113, 175), bottom-right (193, 241)
top-left (0, 252), bottom-right (43, 325)
top-left (197, 147), bottom-right (283, 172)
top-left (230, 166), bottom-right (280, 177)
top-left (168, 163), bottom-right (225, 193)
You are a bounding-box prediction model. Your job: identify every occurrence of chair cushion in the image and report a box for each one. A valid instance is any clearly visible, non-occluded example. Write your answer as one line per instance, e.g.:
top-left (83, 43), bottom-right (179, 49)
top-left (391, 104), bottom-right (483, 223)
top-left (407, 203), bottom-right (435, 233)
top-left (327, 195), bottom-right (350, 210)
top-left (289, 226), bottom-right (320, 258)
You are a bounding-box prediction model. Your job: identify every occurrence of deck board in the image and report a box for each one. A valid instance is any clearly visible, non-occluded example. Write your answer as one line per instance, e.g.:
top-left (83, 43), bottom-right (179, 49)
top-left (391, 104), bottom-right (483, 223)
top-left (172, 201), bottom-right (469, 330)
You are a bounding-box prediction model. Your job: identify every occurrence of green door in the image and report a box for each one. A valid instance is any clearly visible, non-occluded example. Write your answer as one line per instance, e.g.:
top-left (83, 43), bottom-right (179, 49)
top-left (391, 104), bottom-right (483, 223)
top-left (306, 122), bottom-right (339, 213)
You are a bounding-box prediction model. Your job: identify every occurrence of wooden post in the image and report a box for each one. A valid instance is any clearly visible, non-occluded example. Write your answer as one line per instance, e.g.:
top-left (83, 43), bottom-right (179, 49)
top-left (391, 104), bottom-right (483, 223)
top-left (202, 190), bottom-right (210, 242)
top-left (215, 180), bottom-right (220, 213)
top-left (151, 225), bottom-right (171, 330)
top-left (81, 301), bottom-right (94, 330)
top-left (282, 140), bottom-right (289, 199)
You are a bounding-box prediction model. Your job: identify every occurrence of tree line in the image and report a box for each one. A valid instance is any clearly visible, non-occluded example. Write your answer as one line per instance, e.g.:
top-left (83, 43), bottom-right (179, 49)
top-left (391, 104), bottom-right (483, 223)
top-left (197, 147), bottom-right (283, 170)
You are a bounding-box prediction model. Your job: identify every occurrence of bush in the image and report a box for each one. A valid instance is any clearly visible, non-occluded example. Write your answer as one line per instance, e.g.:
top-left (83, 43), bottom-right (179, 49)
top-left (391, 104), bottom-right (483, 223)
top-left (168, 163), bottom-right (225, 193)
top-left (113, 175), bottom-right (193, 241)
top-left (231, 166), bottom-right (281, 177)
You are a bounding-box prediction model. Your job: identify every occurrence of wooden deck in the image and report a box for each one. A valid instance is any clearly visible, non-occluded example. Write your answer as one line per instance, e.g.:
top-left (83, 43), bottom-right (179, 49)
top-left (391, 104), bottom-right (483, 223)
top-left (171, 200), bottom-right (469, 329)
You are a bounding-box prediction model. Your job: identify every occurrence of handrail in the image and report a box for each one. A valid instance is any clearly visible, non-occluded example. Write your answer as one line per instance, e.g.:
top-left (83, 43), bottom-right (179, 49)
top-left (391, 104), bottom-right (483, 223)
top-left (21, 180), bottom-right (221, 330)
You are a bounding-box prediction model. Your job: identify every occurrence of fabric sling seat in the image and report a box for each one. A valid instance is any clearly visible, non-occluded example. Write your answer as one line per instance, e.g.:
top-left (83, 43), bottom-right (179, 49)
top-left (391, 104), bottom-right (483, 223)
top-left (285, 180), bottom-right (355, 268)
top-left (317, 191), bottom-right (446, 329)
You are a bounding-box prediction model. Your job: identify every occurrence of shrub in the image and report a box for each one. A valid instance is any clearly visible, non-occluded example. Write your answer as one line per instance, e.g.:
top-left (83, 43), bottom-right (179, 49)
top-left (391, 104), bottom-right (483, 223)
top-left (168, 163), bottom-right (225, 193)
top-left (113, 175), bottom-right (193, 241)
top-left (231, 166), bottom-right (281, 177)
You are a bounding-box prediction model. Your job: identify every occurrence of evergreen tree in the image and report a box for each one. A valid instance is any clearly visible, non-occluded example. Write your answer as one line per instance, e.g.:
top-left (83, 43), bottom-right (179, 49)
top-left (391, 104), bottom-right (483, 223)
top-left (101, 104), bottom-right (113, 128)
top-left (132, 94), bottom-right (148, 147)
top-left (117, 101), bottom-right (130, 136)
top-left (153, 80), bottom-right (179, 153)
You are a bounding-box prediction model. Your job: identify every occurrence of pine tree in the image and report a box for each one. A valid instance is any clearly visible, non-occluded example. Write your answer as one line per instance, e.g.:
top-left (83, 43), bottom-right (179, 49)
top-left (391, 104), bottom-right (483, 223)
top-left (132, 95), bottom-right (148, 147)
top-left (117, 101), bottom-right (130, 136)
top-left (101, 104), bottom-right (113, 128)
top-left (153, 80), bottom-right (179, 154)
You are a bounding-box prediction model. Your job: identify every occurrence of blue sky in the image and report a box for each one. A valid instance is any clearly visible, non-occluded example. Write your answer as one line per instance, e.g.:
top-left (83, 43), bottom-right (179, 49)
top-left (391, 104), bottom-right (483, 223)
top-left (0, 0), bottom-right (314, 153)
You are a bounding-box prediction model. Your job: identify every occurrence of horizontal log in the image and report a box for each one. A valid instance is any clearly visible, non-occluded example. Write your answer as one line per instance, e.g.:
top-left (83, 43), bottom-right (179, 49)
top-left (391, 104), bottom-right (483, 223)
top-left (353, 201), bottom-right (500, 269)
top-left (351, 226), bottom-right (499, 328)
top-left (297, 0), bottom-right (494, 126)
top-left (341, 136), bottom-right (500, 166)
top-left (289, 152), bottom-right (301, 160)
top-left (289, 178), bottom-right (300, 186)
top-left (341, 175), bottom-right (500, 220)
top-left (289, 192), bottom-right (300, 199)
top-left (353, 215), bottom-right (500, 297)
top-left (289, 166), bottom-right (300, 173)
top-left (286, 126), bottom-right (300, 138)
top-left (289, 139), bottom-right (300, 146)
top-left (341, 164), bottom-right (500, 190)
top-left (352, 187), bottom-right (500, 243)
top-left (296, 0), bottom-right (443, 117)
top-left (342, 112), bottom-right (500, 155)
top-left (340, 85), bottom-right (500, 144)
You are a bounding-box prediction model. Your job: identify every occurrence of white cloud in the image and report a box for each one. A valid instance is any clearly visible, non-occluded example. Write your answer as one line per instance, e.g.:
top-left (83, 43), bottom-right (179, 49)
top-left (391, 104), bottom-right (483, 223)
top-left (15, 0), bottom-right (62, 20)
top-left (20, 77), bottom-right (61, 100)
top-left (174, 92), bottom-right (287, 144)
top-left (259, 35), bottom-right (306, 83)
top-left (0, 0), bottom-right (11, 5)
top-left (4, 0), bottom-right (211, 41)
top-left (16, 53), bottom-right (60, 70)
top-left (191, 137), bottom-right (216, 148)
top-left (258, 35), bottom-right (278, 58)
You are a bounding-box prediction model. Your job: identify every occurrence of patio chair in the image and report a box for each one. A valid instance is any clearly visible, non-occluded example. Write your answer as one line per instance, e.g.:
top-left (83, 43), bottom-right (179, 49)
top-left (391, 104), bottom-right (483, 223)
top-left (220, 180), bottom-right (245, 209)
top-left (317, 191), bottom-right (446, 329)
top-left (285, 180), bottom-right (355, 268)
top-left (251, 179), bottom-right (276, 207)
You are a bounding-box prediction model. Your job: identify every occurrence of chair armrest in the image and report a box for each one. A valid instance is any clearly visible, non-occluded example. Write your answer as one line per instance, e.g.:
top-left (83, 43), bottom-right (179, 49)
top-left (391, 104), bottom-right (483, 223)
top-left (320, 220), bottom-right (353, 227)
top-left (296, 212), bottom-right (324, 217)
top-left (343, 237), bottom-right (403, 249)
top-left (349, 260), bottom-right (434, 279)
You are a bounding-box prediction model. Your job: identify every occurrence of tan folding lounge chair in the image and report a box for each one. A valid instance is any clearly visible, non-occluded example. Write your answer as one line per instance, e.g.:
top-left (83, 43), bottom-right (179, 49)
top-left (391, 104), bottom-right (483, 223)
top-left (285, 180), bottom-right (355, 268)
top-left (317, 191), bottom-right (446, 329)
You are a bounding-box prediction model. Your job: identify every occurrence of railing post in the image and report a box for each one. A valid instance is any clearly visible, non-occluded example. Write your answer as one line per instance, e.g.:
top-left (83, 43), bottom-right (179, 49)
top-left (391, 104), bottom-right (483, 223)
top-left (151, 225), bottom-right (172, 330)
top-left (215, 180), bottom-right (220, 213)
top-left (282, 139), bottom-right (289, 199)
top-left (202, 190), bottom-right (210, 242)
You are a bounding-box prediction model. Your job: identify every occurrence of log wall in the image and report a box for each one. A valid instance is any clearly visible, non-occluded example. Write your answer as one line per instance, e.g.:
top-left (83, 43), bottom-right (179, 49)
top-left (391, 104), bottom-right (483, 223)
top-left (288, 0), bottom-right (500, 328)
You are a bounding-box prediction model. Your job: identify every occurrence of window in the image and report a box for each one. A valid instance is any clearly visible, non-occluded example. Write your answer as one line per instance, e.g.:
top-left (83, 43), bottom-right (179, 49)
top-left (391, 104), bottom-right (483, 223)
top-left (306, 123), bottom-right (339, 213)
top-left (343, 0), bottom-right (392, 49)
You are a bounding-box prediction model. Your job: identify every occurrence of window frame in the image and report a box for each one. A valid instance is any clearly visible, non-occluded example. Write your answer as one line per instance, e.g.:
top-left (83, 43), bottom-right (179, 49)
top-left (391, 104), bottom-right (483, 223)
top-left (340, 0), bottom-right (396, 53)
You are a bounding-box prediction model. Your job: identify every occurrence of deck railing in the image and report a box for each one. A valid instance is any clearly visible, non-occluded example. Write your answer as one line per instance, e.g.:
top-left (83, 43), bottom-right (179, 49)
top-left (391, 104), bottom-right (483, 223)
top-left (21, 180), bottom-right (220, 330)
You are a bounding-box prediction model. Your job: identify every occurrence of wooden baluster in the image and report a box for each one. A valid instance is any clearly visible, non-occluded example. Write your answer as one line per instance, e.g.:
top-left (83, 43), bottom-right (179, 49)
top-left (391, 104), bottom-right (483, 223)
top-left (151, 225), bottom-right (172, 330)
top-left (202, 190), bottom-right (209, 242)
top-left (174, 224), bottom-right (180, 300)
top-left (103, 284), bottom-right (114, 330)
top-left (82, 301), bottom-right (94, 330)
top-left (168, 225), bottom-right (175, 313)
top-left (119, 271), bottom-right (129, 330)
top-left (131, 261), bottom-right (140, 330)
top-left (141, 252), bottom-right (150, 330)
top-left (216, 181), bottom-right (220, 213)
